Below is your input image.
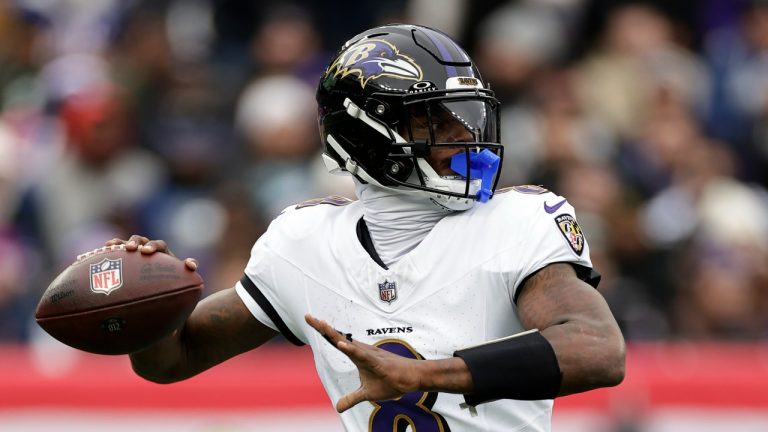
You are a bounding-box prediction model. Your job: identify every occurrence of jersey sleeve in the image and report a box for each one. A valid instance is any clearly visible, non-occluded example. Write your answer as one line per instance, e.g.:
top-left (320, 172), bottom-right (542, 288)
top-left (508, 195), bottom-right (597, 303)
top-left (234, 207), bottom-right (308, 346)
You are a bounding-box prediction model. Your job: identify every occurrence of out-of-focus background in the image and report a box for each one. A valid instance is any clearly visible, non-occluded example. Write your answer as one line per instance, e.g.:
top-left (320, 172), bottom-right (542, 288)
top-left (1, 0), bottom-right (768, 430)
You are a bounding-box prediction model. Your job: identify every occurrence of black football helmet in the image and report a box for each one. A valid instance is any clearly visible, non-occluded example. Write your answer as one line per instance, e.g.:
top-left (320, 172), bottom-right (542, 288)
top-left (316, 24), bottom-right (503, 210)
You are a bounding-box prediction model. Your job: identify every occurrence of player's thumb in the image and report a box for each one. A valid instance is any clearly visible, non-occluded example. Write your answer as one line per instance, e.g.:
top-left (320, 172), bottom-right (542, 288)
top-left (336, 388), bottom-right (366, 413)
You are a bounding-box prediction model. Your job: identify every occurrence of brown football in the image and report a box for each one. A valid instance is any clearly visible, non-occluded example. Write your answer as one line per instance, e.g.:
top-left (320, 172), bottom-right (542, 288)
top-left (35, 244), bottom-right (203, 355)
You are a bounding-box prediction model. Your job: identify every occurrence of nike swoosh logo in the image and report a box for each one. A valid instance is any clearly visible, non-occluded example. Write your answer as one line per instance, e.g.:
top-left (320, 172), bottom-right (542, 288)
top-left (544, 199), bottom-right (567, 214)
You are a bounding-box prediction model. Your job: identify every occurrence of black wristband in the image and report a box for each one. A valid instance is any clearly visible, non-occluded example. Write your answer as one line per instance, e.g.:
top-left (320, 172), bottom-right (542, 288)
top-left (454, 330), bottom-right (561, 406)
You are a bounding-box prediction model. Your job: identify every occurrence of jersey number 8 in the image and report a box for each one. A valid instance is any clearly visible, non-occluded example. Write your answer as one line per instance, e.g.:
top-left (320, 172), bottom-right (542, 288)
top-left (369, 340), bottom-right (451, 432)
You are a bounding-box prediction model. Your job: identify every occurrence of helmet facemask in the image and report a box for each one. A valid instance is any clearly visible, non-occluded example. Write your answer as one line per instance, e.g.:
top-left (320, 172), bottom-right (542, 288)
top-left (323, 88), bottom-right (503, 211)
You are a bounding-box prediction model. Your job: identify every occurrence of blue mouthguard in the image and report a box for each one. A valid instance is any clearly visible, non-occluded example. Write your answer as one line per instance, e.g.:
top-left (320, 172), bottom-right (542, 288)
top-left (449, 149), bottom-right (501, 203)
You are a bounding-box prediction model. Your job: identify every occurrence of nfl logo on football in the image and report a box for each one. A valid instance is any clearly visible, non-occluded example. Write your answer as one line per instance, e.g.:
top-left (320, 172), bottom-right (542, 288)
top-left (378, 280), bottom-right (397, 304)
top-left (90, 258), bottom-right (124, 295)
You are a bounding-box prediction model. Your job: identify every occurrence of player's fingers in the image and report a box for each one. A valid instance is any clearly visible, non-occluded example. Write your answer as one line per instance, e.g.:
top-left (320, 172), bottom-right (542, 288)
top-left (184, 258), bottom-right (198, 271)
top-left (105, 238), bottom-right (127, 246)
top-left (336, 340), bottom-right (372, 364)
top-left (140, 239), bottom-right (172, 255)
top-left (304, 315), bottom-right (374, 366)
top-left (304, 314), bottom-right (336, 339)
top-left (305, 314), bottom-right (345, 346)
top-left (336, 387), bottom-right (367, 413)
top-left (126, 235), bottom-right (150, 251)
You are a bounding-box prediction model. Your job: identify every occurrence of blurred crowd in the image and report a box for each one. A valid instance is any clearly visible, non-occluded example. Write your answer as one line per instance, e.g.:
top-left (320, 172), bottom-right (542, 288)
top-left (1, 0), bottom-right (767, 343)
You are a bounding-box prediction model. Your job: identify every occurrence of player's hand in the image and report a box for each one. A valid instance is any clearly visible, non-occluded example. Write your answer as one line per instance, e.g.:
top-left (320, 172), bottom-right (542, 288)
top-left (105, 235), bottom-right (198, 271)
top-left (305, 314), bottom-right (424, 413)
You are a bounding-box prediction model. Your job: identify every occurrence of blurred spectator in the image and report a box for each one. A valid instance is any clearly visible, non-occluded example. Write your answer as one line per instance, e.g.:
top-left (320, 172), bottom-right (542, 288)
top-left (0, 123), bottom-right (20, 225)
top-left (577, 2), bottom-right (708, 139)
top-left (0, 109), bottom-right (47, 344)
top-left (0, 228), bottom-right (41, 341)
top-left (236, 75), bottom-right (354, 220)
top-left (146, 67), bottom-right (233, 184)
top-left (641, 130), bottom-right (768, 337)
top-left (249, 5), bottom-right (324, 80)
top-left (619, 89), bottom-right (704, 198)
top-left (474, 1), bottom-right (567, 104)
top-left (0, 2), bottom-right (47, 105)
top-left (108, 4), bottom-right (175, 142)
top-left (29, 82), bottom-right (164, 263)
top-left (640, 135), bottom-right (734, 250)
top-left (499, 67), bottom-right (617, 186)
top-left (206, 183), bottom-right (268, 294)
top-left (677, 239), bottom-right (768, 338)
top-left (165, 0), bottom-right (216, 65)
top-left (133, 65), bottom-right (235, 283)
top-left (680, 170), bottom-right (768, 339)
top-left (705, 0), bottom-right (768, 184)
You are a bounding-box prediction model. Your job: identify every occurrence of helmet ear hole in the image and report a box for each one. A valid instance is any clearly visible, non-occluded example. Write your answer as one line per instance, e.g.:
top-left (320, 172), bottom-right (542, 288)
top-left (384, 159), bottom-right (413, 182)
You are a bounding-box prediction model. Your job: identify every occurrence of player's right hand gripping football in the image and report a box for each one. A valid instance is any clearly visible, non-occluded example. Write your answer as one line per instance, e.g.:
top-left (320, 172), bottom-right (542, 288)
top-left (105, 235), bottom-right (198, 271)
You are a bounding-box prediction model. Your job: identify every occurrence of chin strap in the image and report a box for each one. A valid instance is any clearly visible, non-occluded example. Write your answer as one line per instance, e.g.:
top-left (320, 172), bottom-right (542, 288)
top-left (449, 149), bottom-right (501, 202)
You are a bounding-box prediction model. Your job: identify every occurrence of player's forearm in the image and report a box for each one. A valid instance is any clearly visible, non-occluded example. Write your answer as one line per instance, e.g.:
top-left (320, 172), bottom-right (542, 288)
top-left (541, 318), bottom-right (625, 396)
top-left (129, 317), bottom-right (232, 383)
top-left (129, 325), bottom-right (191, 383)
top-left (129, 312), bottom-right (243, 383)
top-left (418, 357), bottom-right (474, 394)
top-left (129, 296), bottom-right (239, 384)
top-left (131, 288), bottom-right (278, 384)
top-left (128, 315), bottom-right (220, 384)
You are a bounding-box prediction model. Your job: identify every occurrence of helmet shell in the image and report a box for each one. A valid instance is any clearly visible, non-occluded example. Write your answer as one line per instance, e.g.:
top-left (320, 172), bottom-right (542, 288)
top-left (316, 24), bottom-right (502, 209)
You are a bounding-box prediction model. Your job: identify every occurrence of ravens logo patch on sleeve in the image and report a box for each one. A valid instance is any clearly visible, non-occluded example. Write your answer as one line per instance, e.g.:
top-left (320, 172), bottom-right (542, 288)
top-left (555, 214), bottom-right (585, 256)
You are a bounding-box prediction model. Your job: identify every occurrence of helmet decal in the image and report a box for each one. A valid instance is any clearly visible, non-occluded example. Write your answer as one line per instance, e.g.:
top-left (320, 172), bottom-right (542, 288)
top-left (325, 39), bottom-right (423, 88)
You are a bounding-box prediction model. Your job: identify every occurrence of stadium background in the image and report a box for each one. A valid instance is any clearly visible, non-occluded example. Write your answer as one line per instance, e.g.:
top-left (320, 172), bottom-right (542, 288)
top-left (1, 0), bottom-right (768, 430)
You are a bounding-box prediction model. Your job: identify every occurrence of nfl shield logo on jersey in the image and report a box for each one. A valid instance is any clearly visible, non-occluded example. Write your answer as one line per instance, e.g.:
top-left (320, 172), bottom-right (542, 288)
top-left (378, 280), bottom-right (397, 304)
top-left (90, 258), bottom-right (124, 295)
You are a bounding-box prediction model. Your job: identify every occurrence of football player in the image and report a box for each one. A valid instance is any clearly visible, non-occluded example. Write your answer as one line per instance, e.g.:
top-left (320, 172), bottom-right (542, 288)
top-left (110, 24), bottom-right (624, 431)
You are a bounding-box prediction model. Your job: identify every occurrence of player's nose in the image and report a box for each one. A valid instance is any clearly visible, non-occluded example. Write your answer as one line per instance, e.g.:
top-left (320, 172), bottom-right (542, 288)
top-left (439, 123), bottom-right (474, 143)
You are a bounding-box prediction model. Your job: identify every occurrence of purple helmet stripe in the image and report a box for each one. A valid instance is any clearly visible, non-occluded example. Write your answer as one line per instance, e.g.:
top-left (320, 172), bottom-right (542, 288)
top-left (421, 27), bottom-right (471, 61)
top-left (420, 28), bottom-right (459, 77)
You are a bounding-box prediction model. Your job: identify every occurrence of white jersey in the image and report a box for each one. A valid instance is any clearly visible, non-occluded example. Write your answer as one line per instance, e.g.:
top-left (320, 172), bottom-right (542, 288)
top-left (235, 186), bottom-right (596, 432)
